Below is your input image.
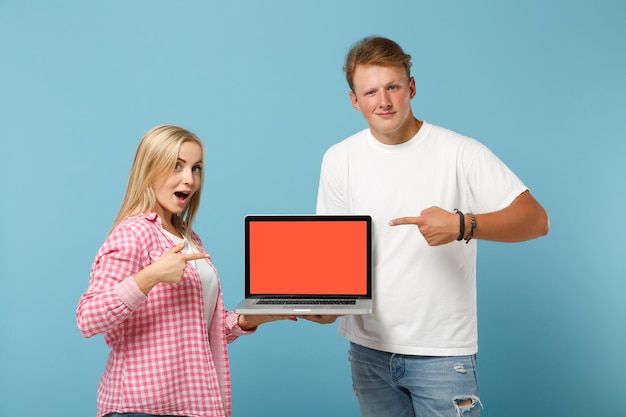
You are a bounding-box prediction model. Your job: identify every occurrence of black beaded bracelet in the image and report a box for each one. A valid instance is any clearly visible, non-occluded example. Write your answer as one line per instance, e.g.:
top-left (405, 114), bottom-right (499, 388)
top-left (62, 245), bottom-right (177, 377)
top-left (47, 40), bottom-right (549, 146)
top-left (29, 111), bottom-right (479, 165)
top-left (454, 209), bottom-right (464, 241)
top-left (465, 213), bottom-right (476, 244)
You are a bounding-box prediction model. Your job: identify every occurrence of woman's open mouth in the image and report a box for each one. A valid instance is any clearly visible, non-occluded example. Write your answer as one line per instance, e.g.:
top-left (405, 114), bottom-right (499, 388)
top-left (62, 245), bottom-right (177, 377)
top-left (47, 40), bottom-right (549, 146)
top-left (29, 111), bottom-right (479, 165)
top-left (174, 191), bottom-right (190, 203)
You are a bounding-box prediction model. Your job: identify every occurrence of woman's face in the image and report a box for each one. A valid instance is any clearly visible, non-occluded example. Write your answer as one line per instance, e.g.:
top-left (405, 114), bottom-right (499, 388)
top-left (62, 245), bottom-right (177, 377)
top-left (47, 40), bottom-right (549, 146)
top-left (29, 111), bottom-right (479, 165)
top-left (153, 140), bottom-right (203, 221)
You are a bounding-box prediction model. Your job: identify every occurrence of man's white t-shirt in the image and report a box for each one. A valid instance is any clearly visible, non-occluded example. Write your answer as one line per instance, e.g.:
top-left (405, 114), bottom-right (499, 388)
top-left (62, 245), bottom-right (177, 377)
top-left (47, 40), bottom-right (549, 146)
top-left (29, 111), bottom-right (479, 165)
top-left (316, 122), bottom-right (528, 356)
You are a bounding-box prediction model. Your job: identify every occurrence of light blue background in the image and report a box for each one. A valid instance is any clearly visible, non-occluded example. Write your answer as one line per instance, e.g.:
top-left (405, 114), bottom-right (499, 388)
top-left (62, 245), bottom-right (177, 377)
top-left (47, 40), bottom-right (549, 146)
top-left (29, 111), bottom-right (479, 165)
top-left (1, 1), bottom-right (624, 416)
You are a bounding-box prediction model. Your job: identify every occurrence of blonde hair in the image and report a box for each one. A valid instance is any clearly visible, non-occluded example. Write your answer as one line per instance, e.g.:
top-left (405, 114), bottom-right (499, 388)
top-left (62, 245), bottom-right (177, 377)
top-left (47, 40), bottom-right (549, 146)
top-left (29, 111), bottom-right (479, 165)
top-left (344, 36), bottom-right (412, 92)
top-left (112, 125), bottom-right (204, 242)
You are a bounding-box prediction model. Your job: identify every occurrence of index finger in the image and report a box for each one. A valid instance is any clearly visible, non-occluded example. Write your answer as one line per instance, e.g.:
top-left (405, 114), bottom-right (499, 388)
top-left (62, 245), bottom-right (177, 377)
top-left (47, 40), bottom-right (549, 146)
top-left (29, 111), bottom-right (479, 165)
top-left (181, 252), bottom-right (210, 261)
top-left (389, 216), bottom-right (422, 226)
top-left (167, 241), bottom-right (187, 254)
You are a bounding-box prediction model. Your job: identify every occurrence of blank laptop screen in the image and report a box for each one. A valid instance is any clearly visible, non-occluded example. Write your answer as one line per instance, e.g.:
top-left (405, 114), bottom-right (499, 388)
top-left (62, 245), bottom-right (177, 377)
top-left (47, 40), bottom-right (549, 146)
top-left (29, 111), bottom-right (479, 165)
top-left (245, 216), bottom-right (371, 296)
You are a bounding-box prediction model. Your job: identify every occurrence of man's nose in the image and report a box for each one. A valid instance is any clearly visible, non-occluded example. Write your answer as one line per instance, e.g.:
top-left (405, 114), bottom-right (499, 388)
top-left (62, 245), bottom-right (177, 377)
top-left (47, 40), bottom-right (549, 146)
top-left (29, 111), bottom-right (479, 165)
top-left (379, 91), bottom-right (391, 108)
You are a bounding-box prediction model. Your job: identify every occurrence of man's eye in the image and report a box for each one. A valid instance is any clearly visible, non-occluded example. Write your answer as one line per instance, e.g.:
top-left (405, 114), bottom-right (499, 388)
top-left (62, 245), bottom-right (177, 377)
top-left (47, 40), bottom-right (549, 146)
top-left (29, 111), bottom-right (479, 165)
top-left (388, 85), bottom-right (398, 91)
top-left (365, 90), bottom-right (375, 96)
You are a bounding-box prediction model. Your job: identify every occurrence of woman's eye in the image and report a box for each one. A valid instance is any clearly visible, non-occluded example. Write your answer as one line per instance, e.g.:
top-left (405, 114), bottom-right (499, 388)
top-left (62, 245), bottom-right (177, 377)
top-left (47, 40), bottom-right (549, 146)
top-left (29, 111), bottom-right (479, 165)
top-left (193, 166), bottom-right (203, 173)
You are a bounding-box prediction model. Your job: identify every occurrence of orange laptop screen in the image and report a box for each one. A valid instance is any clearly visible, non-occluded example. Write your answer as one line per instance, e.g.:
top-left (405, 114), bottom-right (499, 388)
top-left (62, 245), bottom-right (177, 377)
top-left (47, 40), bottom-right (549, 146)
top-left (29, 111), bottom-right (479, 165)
top-left (245, 215), bottom-right (372, 296)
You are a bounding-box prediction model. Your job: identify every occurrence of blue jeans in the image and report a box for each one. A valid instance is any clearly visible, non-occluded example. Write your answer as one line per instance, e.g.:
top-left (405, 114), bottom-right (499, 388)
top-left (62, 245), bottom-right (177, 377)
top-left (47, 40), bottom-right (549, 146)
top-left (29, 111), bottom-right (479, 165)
top-left (349, 343), bottom-right (482, 417)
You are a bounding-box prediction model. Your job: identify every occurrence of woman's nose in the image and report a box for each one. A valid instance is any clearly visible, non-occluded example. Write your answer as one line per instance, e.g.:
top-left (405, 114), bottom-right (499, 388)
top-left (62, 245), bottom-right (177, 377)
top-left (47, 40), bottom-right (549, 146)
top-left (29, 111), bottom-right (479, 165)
top-left (182, 168), bottom-right (194, 184)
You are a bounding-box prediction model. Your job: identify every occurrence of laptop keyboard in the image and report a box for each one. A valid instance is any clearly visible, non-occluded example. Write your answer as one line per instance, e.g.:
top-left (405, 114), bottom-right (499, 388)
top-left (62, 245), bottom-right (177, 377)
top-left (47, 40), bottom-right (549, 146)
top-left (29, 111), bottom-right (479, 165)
top-left (256, 297), bottom-right (357, 305)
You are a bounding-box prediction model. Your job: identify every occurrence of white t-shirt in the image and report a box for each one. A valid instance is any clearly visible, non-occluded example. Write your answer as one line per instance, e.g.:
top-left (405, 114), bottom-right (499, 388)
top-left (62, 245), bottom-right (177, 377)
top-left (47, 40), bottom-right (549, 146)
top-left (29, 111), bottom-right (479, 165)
top-left (165, 231), bottom-right (219, 328)
top-left (316, 122), bottom-right (528, 356)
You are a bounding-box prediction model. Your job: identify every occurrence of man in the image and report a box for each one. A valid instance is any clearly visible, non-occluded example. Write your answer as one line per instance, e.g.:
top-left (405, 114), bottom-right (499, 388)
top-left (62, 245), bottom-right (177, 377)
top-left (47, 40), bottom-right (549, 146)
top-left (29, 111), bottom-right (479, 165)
top-left (313, 36), bottom-right (549, 417)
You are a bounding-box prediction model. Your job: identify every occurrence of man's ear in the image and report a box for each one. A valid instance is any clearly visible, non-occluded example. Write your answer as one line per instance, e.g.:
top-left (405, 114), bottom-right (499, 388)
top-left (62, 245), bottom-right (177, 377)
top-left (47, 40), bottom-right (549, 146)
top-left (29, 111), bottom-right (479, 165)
top-left (409, 76), bottom-right (416, 99)
top-left (349, 91), bottom-right (361, 111)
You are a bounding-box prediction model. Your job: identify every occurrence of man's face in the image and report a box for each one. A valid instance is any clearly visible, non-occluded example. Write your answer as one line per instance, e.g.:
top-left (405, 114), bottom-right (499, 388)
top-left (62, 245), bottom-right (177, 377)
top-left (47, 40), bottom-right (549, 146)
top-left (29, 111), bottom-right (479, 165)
top-left (349, 64), bottom-right (416, 144)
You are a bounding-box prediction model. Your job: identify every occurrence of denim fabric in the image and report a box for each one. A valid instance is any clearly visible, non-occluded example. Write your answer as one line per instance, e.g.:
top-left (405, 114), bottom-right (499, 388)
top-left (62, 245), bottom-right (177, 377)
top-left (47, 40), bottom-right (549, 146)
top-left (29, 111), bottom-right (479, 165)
top-left (349, 343), bottom-right (482, 417)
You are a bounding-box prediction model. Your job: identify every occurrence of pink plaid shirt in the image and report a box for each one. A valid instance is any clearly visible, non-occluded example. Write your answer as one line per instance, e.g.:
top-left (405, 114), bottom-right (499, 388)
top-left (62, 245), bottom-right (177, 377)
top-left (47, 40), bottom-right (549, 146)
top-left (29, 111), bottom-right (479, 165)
top-left (77, 212), bottom-right (250, 417)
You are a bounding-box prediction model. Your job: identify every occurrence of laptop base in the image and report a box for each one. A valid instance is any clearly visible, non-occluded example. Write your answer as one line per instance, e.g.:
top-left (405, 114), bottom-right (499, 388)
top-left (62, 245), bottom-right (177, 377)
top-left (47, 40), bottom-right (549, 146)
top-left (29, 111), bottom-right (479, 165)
top-left (233, 298), bottom-right (372, 315)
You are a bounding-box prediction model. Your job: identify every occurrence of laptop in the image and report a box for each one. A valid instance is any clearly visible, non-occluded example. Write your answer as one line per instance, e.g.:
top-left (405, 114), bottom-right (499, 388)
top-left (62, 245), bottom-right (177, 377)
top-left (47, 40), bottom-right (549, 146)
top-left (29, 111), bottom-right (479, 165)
top-left (233, 214), bottom-right (373, 315)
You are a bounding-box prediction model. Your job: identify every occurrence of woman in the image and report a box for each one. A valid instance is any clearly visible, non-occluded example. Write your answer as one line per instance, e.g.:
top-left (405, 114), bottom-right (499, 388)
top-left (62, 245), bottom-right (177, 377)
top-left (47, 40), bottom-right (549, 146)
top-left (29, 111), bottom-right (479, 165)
top-left (77, 125), bottom-right (293, 417)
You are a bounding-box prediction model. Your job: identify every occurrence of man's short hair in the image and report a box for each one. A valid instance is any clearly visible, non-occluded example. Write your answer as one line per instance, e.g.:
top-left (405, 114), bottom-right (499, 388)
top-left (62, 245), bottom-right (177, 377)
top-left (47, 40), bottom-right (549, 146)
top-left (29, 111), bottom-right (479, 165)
top-left (344, 36), bottom-right (412, 92)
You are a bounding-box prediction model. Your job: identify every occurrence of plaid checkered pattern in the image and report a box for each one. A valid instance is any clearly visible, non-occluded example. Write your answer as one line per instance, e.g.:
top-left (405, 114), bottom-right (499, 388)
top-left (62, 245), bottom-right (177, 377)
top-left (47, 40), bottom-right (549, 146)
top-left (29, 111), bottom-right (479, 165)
top-left (77, 212), bottom-right (248, 417)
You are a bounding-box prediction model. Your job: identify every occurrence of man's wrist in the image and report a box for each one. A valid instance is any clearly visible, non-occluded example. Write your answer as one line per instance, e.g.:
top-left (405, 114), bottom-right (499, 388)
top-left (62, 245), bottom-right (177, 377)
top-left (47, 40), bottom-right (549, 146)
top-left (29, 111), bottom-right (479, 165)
top-left (464, 213), bottom-right (476, 243)
top-left (454, 209), bottom-right (465, 241)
